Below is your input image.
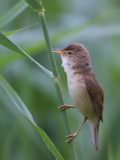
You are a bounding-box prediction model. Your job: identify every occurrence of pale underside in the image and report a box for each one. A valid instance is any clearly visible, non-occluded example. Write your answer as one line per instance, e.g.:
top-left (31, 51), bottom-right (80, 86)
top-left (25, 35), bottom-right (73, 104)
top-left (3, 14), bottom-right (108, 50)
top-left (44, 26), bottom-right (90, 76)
top-left (61, 55), bottom-right (97, 121)
top-left (68, 74), bottom-right (97, 121)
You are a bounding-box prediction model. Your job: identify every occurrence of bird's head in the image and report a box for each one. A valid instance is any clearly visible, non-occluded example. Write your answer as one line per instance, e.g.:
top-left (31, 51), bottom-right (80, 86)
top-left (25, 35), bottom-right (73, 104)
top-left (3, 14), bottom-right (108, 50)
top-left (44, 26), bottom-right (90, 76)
top-left (52, 43), bottom-right (92, 74)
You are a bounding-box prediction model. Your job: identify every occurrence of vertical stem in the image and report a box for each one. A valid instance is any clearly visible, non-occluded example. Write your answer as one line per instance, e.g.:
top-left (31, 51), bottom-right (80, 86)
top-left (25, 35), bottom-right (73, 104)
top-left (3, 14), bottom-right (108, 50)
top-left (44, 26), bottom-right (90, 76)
top-left (39, 11), bottom-right (78, 160)
top-left (39, 12), bottom-right (58, 77)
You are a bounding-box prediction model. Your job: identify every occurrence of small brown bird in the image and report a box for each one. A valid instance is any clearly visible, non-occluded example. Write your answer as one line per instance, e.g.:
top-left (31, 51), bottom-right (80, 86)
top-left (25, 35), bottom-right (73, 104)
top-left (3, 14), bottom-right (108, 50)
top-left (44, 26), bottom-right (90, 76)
top-left (52, 43), bottom-right (104, 151)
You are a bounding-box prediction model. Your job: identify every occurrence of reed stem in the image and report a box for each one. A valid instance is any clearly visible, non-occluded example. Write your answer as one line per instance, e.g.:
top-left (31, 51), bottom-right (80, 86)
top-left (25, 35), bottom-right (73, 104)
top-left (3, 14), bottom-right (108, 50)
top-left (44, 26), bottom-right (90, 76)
top-left (39, 11), bottom-right (78, 160)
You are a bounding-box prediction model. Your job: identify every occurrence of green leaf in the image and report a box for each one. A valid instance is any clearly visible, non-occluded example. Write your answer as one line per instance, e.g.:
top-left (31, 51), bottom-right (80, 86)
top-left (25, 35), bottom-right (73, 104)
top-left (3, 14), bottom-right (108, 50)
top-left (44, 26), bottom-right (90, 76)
top-left (25, 0), bottom-right (44, 11)
top-left (0, 32), bottom-right (53, 77)
top-left (0, 0), bottom-right (28, 29)
top-left (0, 75), bottom-right (64, 160)
top-left (5, 23), bottom-right (39, 36)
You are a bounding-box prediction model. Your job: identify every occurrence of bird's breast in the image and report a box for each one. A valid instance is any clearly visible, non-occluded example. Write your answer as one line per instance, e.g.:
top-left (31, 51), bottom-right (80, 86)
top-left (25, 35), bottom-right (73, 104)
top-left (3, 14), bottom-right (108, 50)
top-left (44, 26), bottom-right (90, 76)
top-left (67, 75), bottom-right (97, 119)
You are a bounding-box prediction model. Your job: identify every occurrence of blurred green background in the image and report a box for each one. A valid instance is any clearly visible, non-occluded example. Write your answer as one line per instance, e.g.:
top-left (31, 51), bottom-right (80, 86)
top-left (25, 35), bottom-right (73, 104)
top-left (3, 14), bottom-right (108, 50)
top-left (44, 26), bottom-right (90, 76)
top-left (0, 0), bottom-right (120, 159)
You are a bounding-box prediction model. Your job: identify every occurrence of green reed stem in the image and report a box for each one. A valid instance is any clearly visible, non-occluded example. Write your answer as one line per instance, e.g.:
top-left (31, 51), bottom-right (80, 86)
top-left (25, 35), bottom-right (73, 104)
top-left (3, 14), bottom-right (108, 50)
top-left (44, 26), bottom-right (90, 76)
top-left (39, 11), bottom-right (78, 160)
top-left (39, 12), bottom-right (58, 77)
top-left (24, 0), bottom-right (78, 158)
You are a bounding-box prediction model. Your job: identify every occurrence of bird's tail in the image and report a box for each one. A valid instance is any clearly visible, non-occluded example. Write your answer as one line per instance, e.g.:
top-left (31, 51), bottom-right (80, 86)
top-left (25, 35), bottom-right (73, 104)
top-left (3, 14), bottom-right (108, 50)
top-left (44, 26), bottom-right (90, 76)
top-left (89, 119), bottom-right (100, 151)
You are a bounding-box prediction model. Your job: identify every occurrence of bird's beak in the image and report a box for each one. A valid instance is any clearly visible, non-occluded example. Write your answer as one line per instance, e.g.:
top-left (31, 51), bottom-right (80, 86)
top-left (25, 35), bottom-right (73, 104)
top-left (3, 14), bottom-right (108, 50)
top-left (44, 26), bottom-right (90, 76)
top-left (51, 49), bottom-right (65, 55)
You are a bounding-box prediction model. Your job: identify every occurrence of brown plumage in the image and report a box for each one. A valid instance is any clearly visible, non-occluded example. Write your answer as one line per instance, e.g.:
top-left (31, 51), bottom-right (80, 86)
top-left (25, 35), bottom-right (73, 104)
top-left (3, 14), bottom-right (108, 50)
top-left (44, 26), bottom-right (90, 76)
top-left (52, 43), bottom-right (104, 151)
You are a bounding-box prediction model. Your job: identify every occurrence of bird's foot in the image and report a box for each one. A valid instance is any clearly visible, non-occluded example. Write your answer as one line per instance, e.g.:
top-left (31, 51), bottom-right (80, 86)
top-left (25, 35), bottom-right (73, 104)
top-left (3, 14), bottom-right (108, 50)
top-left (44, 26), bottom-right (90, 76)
top-left (58, 104), bottom-right (76, 111)
top-left (65, 117), bottom-right (87, 143)
top-left (66, 133), bottom-right (77, 143)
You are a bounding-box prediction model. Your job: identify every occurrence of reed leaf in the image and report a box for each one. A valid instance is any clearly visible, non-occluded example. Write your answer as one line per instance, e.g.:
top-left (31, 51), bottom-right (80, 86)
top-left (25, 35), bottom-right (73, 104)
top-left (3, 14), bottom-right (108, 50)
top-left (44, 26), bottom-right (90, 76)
top-left (0, 75), bottom-right (64, 160)
top-left (0, 0), bottom-right (28, 29)
top-left (0, 32), bottom-right (53, 77)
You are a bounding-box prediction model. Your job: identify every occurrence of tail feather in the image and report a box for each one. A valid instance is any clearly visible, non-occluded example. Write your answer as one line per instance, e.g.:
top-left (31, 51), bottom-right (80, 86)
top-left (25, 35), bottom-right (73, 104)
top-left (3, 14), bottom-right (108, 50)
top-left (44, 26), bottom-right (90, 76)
top-left (89, 120), bottom-right (100, 151)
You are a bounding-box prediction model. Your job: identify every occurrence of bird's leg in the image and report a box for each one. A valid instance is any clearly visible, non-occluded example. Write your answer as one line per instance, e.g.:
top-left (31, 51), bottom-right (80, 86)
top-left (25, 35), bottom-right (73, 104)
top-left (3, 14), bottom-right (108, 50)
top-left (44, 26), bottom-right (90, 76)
top-left (66, 117), bottom-right (87, 143)
top-left (58, 104), bottom-right (76, 111)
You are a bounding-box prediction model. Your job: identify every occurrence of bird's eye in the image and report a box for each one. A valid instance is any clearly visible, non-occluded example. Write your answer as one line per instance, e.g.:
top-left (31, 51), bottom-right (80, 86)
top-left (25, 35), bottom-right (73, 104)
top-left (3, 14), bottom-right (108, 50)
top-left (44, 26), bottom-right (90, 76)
top-left (68, 52), bottom-right (72, 55)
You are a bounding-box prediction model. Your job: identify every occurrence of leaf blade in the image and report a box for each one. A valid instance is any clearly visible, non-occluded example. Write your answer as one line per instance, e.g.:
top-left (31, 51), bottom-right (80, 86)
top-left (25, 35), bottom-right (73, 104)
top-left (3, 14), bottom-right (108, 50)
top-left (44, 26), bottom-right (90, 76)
top-left (25, 0), bottom-right (44, 11)
top-left (0, 75), bottom-right (64, 160)
top-left (0, 32), bottom-right (53, 77)
top-left (5, 23), bottom-right (39, 36)
top-left (0, 0), bottom-right (28, 29)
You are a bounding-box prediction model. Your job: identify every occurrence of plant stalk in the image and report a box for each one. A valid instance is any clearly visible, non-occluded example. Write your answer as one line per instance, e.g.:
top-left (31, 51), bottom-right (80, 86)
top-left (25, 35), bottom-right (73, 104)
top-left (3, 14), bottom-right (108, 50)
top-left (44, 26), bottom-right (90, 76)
top-left (39, 11), bottom-right (78, 160)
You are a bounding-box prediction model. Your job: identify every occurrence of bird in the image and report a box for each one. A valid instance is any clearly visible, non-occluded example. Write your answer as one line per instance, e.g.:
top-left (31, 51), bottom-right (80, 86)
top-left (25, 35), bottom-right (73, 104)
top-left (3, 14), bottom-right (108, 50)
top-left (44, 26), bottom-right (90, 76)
top-left (52, 43), bottom-right (104, 151)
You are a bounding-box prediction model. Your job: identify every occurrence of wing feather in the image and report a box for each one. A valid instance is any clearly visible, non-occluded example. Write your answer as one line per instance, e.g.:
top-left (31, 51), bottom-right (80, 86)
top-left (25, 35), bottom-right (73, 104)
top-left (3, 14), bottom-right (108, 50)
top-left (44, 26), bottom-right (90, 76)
top-left (84, 74), bottom-right (104, 122)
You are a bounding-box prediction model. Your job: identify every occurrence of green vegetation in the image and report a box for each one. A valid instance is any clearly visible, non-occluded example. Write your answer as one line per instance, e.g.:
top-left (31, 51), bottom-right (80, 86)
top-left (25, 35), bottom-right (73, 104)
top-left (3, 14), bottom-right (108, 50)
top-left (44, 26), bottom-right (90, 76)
top-left (0, 0), bottom-right (120, 159)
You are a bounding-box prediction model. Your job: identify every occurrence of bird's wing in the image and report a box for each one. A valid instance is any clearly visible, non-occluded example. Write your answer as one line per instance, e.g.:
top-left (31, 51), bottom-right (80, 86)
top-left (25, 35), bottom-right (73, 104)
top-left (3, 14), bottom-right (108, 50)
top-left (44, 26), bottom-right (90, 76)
top-left (84, 74), bottom-right (104, 122)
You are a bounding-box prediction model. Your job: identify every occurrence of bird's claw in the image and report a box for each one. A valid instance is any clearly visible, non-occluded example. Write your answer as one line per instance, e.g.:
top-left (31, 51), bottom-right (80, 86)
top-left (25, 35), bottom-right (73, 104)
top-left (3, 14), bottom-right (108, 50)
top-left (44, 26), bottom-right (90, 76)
top-left (58, 105), bottom-right (67, 111)
top-left (66, 133), bottom-right (77, 143)
top-left (58, 105), bottom-right (75, 111)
